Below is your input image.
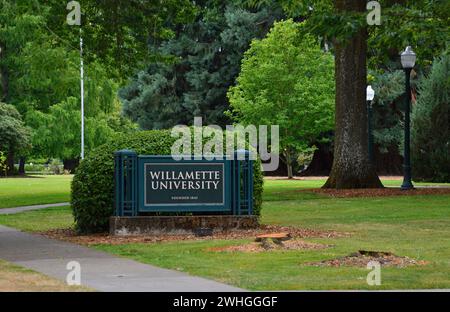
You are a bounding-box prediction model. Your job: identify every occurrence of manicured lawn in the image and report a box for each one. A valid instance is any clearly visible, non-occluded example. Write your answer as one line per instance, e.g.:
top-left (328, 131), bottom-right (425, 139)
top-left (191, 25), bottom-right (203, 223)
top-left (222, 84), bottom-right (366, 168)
top-left (0, 206), bottom-right (74, 232)
top-left (1, 178), bottom-right (449, 290)
top-left (93, 180), bottom-right (450, 290)
top-left (262, 178), bottom-right (449, 201)
top-left (0, 259), bottom-right (90, 292)
top-left (0, 175), bottom-right (72, 208)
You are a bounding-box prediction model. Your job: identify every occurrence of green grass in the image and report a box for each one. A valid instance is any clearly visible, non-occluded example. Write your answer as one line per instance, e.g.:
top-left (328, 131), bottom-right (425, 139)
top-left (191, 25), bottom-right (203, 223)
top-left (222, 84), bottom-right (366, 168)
top-left (93, 179), bottom-right (450, 290)
top-left (262, 178), bottom-right (449, 201)
top-left (0, 175), bottom-right (72, 208)
top-left (0, 259), bottom-right (91, 291)
top-left (0, 206), bottom-right (74, 232)
top-left (1, 178), bottom-right (449, 290)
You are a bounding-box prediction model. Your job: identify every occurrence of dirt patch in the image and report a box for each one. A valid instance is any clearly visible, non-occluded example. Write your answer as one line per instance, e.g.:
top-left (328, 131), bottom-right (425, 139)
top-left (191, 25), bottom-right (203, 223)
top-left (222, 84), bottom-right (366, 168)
top-left (37, 225), bottom-right (350, 246)
top-left (306, 187), bottom-right (450, 198)
top-left (0, 260), bottom-right (90, 292)
top-left (307, 250), bottom-right (429, 268)
top-left (208, 239), bottom-right (330, 253)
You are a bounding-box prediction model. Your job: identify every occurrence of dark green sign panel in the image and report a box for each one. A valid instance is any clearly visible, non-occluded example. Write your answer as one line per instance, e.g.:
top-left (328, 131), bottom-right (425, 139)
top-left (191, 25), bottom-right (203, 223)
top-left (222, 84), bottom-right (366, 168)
top-left (114, 150), bottom-right (253, 216)
top-left (138, 157), bottom-right (231, 212)
top-left (144, 163), bottom-right (225, 206)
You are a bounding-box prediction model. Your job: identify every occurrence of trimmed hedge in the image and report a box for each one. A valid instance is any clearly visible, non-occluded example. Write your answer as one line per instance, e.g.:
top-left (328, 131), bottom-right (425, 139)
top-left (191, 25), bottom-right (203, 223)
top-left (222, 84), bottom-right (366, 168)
top-left (71, 130), bottom-right (264, 233)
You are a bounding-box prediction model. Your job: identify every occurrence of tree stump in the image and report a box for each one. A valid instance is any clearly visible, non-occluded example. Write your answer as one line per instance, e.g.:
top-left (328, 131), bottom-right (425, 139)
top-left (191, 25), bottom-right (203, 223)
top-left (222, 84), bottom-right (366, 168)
top-left (255, 233), bottom-right (291, 249)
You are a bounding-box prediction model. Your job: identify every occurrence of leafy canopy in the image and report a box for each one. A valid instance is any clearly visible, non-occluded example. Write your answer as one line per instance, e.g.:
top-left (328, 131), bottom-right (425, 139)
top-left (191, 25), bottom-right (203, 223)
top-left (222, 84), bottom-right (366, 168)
top-left (0, 102), bottom-right (31, 154)
top-left (227, 19), bottom-right (335, 160)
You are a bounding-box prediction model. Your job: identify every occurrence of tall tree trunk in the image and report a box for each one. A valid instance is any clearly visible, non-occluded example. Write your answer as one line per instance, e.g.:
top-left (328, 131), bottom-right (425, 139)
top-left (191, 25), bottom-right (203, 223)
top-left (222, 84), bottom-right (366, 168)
top-left (63, 158), bottom-right (80, 173)
top-left (299, 142), bottom-right (333, 176)
top-left (18, 157), bottom-right (26, 175)
top-left (323, 0), bottom-right (382, 189)
top-left (6, 150), bottom-right (15, 176)
top-left (287, 163), bottom-right (293, 179)
top-left (283, 150), bottom-right (294, 179)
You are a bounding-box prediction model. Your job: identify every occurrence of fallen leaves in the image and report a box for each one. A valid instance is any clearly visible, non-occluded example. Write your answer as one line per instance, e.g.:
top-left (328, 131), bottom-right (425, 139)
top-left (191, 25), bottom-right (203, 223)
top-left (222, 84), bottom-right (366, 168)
top-left (307, 250), bottom-right (429, 268)
top-left (37, 225), bottom-right (350, 246)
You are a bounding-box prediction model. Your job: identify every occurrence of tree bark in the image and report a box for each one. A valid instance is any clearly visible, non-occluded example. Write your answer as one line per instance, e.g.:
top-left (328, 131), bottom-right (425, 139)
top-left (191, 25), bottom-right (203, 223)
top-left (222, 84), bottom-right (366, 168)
top-left (283, 150), bottom-right (294, 179)
top-left (6, 150), bottom-right (15, 176)
top-left (63, 158), bottom-right (80, 173)
top-left (300, 143), bottom-right (333, 176)
top-left (323, 0), bottom-right (382, 189)
top-left (287, 163), bottom-right (293, 179)
top-left (18, 157), bottom-right (26, 175)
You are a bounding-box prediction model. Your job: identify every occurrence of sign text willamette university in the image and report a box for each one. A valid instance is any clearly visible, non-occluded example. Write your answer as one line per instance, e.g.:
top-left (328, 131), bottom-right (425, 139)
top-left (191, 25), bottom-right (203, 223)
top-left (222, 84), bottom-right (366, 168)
top-left (114, 151), bottom-right (253, 217)
top-left (142, 161), bottom-right (229, 211)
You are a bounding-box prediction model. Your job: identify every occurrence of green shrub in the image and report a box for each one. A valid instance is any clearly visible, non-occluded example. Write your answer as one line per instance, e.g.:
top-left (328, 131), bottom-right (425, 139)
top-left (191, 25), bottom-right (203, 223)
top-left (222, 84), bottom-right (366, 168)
top-left (411, 52), bottom-right (450, 182)
top-left (0, 151), bottom-right (7, 176)
top-left (71, 130), bottom-right (264, 233)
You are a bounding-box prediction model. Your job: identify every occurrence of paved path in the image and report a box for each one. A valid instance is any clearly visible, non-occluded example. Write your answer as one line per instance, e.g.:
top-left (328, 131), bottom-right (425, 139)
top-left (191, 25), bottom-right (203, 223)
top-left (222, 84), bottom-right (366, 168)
top-left (0, 225), bottom-right (241, 292)
top-left (0, 202), bottom-right (70, 215)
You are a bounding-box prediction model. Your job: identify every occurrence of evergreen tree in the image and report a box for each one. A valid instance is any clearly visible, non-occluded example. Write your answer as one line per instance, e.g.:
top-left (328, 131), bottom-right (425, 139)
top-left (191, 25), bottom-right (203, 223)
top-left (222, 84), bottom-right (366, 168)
top-left (119, 2), bottom-right (283, 129)
top-left (412, 52), bottom-right (450, 182)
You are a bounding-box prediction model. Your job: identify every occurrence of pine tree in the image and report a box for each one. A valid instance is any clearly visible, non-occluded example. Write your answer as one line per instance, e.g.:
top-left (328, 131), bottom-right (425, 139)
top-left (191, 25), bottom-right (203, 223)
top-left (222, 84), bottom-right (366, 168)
top-left (411, 52), bottom-right (450, 182)
top-left (119, 2), bottom-right (283, 129)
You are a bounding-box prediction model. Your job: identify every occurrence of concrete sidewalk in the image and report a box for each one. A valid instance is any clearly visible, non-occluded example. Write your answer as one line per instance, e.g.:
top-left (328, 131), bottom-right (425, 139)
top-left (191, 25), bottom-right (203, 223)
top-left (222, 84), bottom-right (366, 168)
top-left (0, 202), bottom-right (70, 215)
top-left (0, 225), bottom-right (242, 292)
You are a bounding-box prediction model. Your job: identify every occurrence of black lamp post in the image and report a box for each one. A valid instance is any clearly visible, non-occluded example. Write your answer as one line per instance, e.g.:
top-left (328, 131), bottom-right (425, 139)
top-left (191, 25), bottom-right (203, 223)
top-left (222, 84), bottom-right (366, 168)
top-left (400, 46), bottom-right (416, 190)
top-left (366, 85), bottom-right (375, 164)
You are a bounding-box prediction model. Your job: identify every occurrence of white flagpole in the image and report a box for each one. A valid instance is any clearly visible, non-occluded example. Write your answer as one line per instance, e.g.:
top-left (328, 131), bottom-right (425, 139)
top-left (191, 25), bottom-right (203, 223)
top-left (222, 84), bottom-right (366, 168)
top-left (67, 1), bottom-right (84, 160)
top-left (80, 28), bottom-right (85, 160)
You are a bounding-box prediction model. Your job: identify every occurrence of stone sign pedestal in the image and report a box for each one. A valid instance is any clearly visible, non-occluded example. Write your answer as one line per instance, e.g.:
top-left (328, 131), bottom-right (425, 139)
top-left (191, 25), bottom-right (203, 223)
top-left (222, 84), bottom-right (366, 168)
top-left (110, 215), bottom-right (259, 236)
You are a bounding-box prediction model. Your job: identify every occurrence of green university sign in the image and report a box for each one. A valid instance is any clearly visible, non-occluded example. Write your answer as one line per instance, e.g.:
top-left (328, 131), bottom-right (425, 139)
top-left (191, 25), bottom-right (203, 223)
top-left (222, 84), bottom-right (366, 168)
top-left (114, 151), bottom-right (253, 216)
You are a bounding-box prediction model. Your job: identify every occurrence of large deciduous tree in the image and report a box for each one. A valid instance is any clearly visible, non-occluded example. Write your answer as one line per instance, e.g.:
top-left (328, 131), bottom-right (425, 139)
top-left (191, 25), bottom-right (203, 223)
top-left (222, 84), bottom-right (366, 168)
top-left (0, 1), bottom-right (140, 169)
top-left (228, 20), bottom-right (335, 179)
top-left (323, 0), bottom-right (382, 188)
top-left (43, 0), bottom-right (197, 79)
top-left (250, 0), bottom-right (448, 187)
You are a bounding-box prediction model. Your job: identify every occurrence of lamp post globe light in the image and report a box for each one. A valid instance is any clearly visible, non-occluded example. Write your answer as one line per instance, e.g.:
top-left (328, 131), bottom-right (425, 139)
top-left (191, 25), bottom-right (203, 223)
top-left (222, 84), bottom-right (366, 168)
top-left (400, 46), bottom-right (416, 190)
top-left (366, 85), bottom-right (375, 164)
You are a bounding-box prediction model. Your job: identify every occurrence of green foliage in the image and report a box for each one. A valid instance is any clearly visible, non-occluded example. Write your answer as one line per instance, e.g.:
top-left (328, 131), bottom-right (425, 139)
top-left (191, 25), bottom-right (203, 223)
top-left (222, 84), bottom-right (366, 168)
top-left (119, 2), bottom-right (283, 129)
top-left (71, 130), bottom-right (264, 233)
top-left (227, 20), bottom-right (334, 175)
top-left (12, 43), bottom-right (80, 113)
top-left (251, 0), bottom-right (449, 69)
top-left (0, 102), bottom-right (31, 156)
top-left (1, 1), bottom-right (138, 162)
top-left (368, 0), bottom-right (450, 69)
top-left (47, 0), bottom-right (198, 78)
top-left (412, 52), bottom-right (450, 182)
top-left (24, 94), bottom-right (131, 160)
top-left (370, 70), bottom-right (405, 153)
top-left (0, 151), bottom-right (7, 176)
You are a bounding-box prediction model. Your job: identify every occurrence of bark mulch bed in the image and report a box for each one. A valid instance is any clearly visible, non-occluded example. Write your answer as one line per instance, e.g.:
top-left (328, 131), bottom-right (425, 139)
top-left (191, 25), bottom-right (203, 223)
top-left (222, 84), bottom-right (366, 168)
top-left (306, 187), bottom-right (450, 198)
top-left (208, 239), bottom-right (331, 253)
top-left (37, 225), bottom-right (350, 247)
top-left (307, 250), bottom-right (429, 268)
